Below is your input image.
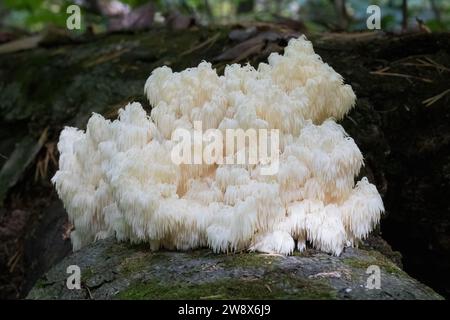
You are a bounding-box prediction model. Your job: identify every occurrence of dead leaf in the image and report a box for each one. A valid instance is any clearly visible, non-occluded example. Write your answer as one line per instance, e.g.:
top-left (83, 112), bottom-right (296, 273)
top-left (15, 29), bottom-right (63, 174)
top-left (214, 30), bottom-right (296, 63)
top-left (229, 27), bottom-right (258, 42)
top-left (0, 128), bottom-right (48, 204)
top-left (62, 221), bottom-right (74, 240)
top-left (0, 34), bottom-right (44, 55)
top-left (309, 271), bottom-right (342, 279)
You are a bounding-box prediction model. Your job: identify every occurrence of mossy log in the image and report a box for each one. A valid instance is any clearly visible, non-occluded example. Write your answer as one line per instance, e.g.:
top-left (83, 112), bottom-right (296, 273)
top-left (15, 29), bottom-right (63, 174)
top-left (27, 238), bottom-right (443, 300)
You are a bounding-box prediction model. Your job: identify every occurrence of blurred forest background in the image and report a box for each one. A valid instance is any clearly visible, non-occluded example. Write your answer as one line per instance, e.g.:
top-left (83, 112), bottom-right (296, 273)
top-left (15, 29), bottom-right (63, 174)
top-left (0, 0), bottom-right (449, 35)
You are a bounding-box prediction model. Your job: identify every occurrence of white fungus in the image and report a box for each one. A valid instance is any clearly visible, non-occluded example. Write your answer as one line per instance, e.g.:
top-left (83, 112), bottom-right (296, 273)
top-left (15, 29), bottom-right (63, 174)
top-left (52, 36), bottom-right (384, 255)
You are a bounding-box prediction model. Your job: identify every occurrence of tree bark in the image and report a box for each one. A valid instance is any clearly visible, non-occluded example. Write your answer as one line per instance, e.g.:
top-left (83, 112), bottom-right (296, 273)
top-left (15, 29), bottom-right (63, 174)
top-left (402, 0), bottom-right (408, 31)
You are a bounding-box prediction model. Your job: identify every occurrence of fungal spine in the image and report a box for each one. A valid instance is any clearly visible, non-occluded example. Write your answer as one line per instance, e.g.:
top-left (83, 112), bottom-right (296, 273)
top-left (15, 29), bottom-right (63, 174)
top-left (53, 36), bottom-right (384, 255)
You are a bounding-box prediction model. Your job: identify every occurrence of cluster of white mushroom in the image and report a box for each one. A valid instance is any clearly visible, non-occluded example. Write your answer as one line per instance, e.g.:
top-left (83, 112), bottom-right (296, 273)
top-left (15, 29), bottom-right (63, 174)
top-left (53, 35), bottom-right (384, 255)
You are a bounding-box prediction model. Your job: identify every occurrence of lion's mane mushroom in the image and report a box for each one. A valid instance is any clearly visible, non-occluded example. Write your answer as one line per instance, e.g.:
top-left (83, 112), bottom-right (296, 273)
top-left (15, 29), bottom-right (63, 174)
top-left (52, 36), bottom-right (383, 255)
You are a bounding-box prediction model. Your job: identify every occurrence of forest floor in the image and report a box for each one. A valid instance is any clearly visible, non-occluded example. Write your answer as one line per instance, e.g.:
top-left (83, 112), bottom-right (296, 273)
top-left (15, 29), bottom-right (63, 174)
top-left (0, 26), bottom-right (449, 299)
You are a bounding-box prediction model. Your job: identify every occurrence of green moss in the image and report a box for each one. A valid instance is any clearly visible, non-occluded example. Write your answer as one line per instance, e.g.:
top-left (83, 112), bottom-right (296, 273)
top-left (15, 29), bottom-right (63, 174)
top-left (343, 252), bottom-right (404, 276)
top-left (34, 278), bottom-right (48, 289)
top-left (343, 257), bottom-right (372, 269)
top-left (292, 249), bottom-right (318, 257)
top-left (219, 252), bottom-right (279, 269)
top-left (117, 272), bottom-right (336, 300)
top-left (124, 241), bottom-right (150, 251)
top-left (119, 254), bottom-right (151, 275)
top-left (118, 251), bottom-right (174, 275)
top-left (183, 249), bottom-right (215, 258)
top-left (366, 251), bottom-right (405, 275)
top-left (81, 267), bottom-right (94, 281)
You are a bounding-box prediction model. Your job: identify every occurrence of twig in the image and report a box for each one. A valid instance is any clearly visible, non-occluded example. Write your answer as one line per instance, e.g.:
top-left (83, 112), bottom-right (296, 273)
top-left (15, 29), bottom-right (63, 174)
top-left (402, 57), bottom-right (450, 73)
top-left (370, 67), bottom-right (433, 83)
top-left (83, 48), bottom-right (129, 68)
top-left (391, 54), bottom-right (429, 64)
top-left (346, 115), bottom-right (358, 126)
top-left (181, 33), bottom-right (220, 56)
top-left (84, 285), bottom-right (94, 300)
top-left (7, 250), bottom-right (22, 273)
top-left (376, 106), bottom-right (398, 113)
top-left (422, 88), bottom-right (450, 107)
top-left (85, 286), bottom-right (94, 299)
